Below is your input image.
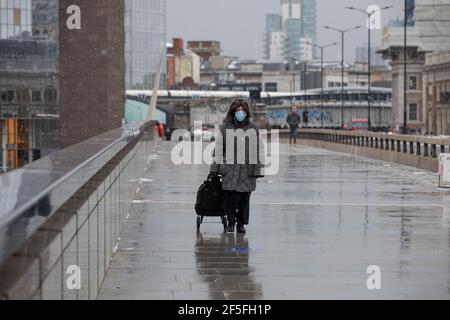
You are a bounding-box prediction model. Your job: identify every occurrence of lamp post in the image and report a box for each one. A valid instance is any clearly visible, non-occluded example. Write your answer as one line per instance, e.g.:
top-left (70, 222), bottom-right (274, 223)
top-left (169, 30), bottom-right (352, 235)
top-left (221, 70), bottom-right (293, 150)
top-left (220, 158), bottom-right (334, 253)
top-left (308, 42), bottom-right (339, 128)
top-left (323, 25), bottom-right (362, 129)
top-left (346, 6), bottom-right (394, 131)
top-left (404, 0), bottom-right (408, 134)
top-left (303, 62), bottom-right (308, 109)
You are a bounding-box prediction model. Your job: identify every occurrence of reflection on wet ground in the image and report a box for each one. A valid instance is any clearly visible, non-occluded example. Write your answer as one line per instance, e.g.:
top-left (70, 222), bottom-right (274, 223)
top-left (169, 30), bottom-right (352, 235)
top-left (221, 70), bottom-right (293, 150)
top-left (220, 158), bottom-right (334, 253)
top-left (99, 142), bottom-right (450, 300)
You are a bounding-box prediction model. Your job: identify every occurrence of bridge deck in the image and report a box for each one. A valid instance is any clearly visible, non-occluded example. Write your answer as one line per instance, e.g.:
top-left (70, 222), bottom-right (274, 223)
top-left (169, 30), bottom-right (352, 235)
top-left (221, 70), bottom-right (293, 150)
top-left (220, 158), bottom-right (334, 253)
top-left (98, 142), bottom-right (450, 300)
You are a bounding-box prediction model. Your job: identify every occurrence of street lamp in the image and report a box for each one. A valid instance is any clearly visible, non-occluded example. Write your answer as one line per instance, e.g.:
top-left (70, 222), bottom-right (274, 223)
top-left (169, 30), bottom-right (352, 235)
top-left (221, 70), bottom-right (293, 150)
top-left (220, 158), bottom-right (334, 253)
top-left (404, 0), bottom-right (409, 134)
top-left (323, 25), bottom-right (362, 129)
top-left (308, 41), bottom-right (339, 128)
top-left (346, 5), bottom-right (394, 131)
top-left (303, 62), bottom-right (308, 108)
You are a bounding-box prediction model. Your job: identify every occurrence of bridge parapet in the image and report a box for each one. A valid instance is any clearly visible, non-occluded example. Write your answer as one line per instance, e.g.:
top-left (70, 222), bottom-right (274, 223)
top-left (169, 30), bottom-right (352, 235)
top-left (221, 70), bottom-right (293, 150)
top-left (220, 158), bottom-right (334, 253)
top-left (0, 121), bottom-right (158, 299)
top-left (296, 129), bottom-right (450, 172)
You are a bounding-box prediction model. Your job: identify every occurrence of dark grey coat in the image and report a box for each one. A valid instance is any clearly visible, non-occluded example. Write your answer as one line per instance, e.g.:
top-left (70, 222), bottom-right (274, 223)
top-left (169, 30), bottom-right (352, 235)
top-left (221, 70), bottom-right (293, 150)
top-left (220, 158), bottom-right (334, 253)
top-left (210, 118), bottom-right (263, 193)
top-left (287, 112), bottom-right (301, 128)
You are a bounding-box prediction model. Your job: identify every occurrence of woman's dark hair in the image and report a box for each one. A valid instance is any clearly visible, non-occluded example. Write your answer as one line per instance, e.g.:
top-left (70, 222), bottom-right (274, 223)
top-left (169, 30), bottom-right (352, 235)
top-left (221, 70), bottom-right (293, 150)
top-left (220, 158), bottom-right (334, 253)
top-left (225, 99), bottom-right (251, 122)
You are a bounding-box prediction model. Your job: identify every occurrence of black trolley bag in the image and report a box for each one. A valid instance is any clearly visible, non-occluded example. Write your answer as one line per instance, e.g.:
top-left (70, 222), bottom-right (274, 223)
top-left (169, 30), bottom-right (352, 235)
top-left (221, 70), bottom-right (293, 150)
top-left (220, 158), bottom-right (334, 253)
top-left (195, 173), bottom-right (227, 231)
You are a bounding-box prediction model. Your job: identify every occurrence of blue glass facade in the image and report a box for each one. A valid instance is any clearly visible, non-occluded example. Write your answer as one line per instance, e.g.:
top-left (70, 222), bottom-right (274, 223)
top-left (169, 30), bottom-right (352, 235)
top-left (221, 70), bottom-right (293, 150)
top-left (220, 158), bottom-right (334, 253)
top-left (301, 0), bottom-right (317, 46)
top-left (125, 0), bottom-right (167, 90)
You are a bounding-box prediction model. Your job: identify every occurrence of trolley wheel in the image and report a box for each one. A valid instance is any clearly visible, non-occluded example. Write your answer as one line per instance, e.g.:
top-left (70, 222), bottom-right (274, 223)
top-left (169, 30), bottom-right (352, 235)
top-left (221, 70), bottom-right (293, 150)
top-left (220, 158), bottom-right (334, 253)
top-left (197, 216), bottom-right (202, 230)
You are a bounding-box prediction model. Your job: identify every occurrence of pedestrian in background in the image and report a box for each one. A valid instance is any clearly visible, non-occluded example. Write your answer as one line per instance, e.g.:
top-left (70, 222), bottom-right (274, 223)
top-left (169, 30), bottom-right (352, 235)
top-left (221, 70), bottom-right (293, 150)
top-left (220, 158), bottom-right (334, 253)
top-left (302, 109), bottom-right (310, 128)
top-left (287, 106), bottom-right (301, 145)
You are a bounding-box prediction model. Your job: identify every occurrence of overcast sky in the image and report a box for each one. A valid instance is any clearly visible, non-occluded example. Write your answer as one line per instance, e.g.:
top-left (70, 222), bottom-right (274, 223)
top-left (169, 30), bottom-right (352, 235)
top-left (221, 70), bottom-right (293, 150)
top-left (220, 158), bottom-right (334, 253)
top-left (167, 0), bottom-right (404, 63)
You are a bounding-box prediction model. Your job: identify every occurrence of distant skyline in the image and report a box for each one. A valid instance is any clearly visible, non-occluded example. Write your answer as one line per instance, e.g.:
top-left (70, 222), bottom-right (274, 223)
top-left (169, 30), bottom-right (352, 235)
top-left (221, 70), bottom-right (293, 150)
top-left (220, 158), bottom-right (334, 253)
top-left (167, 0), bottom-right (403, 63)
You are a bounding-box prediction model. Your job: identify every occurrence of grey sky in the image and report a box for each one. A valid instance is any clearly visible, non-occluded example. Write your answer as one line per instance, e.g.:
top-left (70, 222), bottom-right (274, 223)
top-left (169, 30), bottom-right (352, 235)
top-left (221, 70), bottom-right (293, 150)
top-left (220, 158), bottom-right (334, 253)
top-left (167, 0), bottom-right (404, 63)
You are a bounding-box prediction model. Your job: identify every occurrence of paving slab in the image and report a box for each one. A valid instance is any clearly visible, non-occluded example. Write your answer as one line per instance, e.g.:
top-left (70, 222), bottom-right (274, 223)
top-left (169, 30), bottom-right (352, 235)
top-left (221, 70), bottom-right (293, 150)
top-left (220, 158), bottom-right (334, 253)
top-left (98, 142), bottom-right (450, 300)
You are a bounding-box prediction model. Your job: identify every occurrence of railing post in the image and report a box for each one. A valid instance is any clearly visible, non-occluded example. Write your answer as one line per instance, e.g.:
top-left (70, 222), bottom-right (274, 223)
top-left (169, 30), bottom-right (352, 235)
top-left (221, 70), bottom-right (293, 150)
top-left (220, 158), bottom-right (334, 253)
top-left (431, 144), bottom-right (437, 158)
top-left (416, 142), bottom-right (421, 156)
top-left (403, 141), bottom-right (407, 153)
top-left (424, 143), bottom-right (429, 157)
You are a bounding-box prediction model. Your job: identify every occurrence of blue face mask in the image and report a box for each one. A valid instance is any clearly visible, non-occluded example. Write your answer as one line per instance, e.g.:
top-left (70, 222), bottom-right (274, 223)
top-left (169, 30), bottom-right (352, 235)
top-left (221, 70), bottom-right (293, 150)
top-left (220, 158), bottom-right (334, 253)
top-left (235, 111), bottom-right (247, 123)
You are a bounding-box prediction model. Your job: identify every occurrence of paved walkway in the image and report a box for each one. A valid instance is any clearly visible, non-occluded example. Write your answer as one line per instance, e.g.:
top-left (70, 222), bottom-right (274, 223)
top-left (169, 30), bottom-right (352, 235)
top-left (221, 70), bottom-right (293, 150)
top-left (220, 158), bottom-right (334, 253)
top-left (98, 142), bottom-right (450, 300)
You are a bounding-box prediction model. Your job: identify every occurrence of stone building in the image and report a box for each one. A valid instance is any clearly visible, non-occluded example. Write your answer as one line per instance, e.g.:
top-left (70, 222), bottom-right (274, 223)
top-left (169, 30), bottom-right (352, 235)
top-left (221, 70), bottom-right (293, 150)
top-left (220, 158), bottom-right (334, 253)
top-left (423, 51), bottom-right (450, 135)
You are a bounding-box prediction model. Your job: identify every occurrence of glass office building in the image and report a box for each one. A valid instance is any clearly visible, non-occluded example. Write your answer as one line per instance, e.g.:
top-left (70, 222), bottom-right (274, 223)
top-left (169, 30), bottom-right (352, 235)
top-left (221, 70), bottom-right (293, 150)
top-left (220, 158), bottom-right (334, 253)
top-left (264, 13), bottom-right (283, 60)
top-left (265, 0), bottom-right (317, 62)
top-left (301, 0), bottom-right (317, 56)
top-left (284, 18), bottom-right (302, 61)
top-left (0, 0), bottom-right (32, 39)
top-left (125, 0), bottom-right (167, 90)
top-left (0, 0), bottom-right (58, 173)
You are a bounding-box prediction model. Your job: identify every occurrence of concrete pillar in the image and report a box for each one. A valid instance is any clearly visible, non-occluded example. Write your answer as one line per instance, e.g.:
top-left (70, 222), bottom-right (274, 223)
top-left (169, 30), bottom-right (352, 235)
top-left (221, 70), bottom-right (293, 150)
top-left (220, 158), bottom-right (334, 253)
top-left (59, 0), bottom-right (125, 148)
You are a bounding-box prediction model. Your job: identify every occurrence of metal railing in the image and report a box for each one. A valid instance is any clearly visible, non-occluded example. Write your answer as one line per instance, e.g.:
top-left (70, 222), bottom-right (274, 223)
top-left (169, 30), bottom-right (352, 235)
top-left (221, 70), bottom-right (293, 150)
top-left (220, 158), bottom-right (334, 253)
top-left (0, 120), bottom-right (158, 300)
top-left (299, 129), bottom-right (450, 157)
top-left (296, 129), bottom-right (450, 171)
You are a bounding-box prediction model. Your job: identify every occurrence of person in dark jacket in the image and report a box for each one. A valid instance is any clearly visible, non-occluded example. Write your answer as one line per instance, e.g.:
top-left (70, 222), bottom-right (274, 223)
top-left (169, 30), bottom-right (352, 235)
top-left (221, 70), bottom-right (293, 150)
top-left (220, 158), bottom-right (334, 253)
top-left (286, 106), bottom-right (301, 145)
top-left (210, 99), bottom-right (263, 234)
top-left (302, 109), bottom-right (309, 128)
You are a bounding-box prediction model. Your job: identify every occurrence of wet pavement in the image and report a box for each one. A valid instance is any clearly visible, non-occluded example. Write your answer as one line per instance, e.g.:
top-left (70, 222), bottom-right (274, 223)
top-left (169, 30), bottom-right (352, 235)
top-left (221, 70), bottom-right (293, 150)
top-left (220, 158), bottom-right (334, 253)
top-left (98, 142), bottom-right (450, 300)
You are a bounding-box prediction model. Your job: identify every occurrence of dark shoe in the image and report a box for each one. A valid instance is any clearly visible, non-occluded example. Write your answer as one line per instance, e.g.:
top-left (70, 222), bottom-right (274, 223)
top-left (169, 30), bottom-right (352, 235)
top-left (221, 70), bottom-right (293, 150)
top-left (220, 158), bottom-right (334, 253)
top-left (237, 225), bottom-right (246, 234)
top-left (227, 225), bottom-right (235, 233)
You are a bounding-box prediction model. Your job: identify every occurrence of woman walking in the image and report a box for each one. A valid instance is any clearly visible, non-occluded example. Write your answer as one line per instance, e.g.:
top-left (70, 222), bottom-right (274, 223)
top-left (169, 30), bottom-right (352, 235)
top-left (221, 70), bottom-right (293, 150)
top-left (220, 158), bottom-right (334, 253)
top-left (210, 99), bottom-right (263, 234)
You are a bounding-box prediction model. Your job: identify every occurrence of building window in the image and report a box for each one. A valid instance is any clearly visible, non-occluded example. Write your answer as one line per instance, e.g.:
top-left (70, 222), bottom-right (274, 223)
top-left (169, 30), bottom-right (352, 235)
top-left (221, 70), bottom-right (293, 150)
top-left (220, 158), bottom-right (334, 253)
top-left (14, 8), bottom-right (21, 26)
top-left (437, 84), bottom-right (441, 102)
top-left (409, 76), bottom-right (417, 90)
top-left (265, 82), bottom-right (278, 92)
top-left (32, 90), bottom-right (42, 103)
top-left (44, 88), bottom-right (57, 103)
top-left (409, 103), bottom-right (418, 121)
top-left (1, 91), bottom-right (7, 102)
top-left (1, 90), bottom-right (15, 102)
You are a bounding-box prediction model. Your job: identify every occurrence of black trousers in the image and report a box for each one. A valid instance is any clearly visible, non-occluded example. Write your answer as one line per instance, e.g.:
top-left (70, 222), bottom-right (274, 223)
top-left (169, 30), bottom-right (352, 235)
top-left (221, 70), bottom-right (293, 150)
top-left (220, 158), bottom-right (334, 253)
top-left (289, 126), bottom-right (298, 143)
top-left (223, 191), bottom-right (251, 226)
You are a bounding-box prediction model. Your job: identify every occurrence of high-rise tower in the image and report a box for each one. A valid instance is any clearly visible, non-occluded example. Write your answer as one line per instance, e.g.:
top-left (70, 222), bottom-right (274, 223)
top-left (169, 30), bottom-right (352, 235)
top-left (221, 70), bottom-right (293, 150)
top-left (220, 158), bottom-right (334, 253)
top-left (265, 0), bottom-right (317, 62)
